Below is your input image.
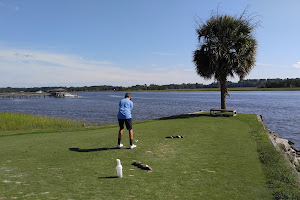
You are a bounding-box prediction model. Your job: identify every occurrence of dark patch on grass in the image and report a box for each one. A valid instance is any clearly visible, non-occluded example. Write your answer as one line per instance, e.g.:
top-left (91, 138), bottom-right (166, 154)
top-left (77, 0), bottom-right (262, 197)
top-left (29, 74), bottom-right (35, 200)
top-left (69, 147), bottom-right (120, 152)
top-left (98, 176), bottom-right (119, 179)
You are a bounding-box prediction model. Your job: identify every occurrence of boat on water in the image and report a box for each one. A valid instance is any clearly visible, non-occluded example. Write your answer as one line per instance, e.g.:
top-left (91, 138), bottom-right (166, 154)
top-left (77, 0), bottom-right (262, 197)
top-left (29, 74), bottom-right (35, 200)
top-left (63, 93), bottom-right (82, 98)
top-left (48, 89), bottom-right (82, 98)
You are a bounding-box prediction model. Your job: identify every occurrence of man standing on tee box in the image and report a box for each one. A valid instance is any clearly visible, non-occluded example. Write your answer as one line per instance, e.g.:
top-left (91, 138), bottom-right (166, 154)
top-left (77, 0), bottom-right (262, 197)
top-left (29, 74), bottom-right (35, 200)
top-left (117, 93), bottom-right (136, 149)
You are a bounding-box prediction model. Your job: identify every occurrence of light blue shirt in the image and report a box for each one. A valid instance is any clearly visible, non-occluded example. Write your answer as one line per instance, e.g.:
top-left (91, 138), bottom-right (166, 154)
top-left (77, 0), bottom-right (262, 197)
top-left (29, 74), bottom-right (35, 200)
top-left (117, 98), bottom-right (133, 119)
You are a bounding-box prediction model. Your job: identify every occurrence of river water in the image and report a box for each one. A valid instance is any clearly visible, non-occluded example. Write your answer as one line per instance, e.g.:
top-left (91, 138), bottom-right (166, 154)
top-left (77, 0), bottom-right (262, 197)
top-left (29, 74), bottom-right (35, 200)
top-left (0, 91), bottom-right (299, 148)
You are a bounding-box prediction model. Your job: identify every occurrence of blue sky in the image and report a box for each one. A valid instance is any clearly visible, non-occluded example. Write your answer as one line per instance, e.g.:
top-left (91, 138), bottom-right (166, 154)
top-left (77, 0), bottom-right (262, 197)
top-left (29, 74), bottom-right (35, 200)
top-left (0, 0), bottom-right (299, 87)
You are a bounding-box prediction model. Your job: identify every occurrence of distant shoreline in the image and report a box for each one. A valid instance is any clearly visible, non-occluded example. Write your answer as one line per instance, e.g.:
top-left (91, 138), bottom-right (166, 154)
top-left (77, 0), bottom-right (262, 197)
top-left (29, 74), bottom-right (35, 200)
top-left (60, 87), bottom-right (300, 92)
top-left (95, 87), bottom-right (300, 92)
top-left (157, 87), bottom-right (300, 92)
top-left (1, 87), bottom-right (300, 95)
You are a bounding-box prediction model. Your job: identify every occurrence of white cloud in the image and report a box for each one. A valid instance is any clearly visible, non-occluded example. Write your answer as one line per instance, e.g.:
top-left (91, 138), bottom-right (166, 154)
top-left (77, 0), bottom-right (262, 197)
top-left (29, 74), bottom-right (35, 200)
top-left (0, 48), bottom-right (207, 87)
top-left (292, 62), bottom-right (300, 69)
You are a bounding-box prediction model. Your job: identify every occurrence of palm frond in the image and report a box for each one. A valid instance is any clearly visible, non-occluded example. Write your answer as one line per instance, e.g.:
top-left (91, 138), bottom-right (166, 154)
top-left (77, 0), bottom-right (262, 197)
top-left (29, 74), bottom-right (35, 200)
top-left (193, 14), bottom-right (257, 82)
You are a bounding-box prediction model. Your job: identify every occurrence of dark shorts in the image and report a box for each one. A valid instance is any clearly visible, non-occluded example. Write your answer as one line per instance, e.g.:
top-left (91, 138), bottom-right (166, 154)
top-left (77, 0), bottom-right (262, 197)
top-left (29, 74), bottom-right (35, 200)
top-left (118, 118), bottom-right (132, 130)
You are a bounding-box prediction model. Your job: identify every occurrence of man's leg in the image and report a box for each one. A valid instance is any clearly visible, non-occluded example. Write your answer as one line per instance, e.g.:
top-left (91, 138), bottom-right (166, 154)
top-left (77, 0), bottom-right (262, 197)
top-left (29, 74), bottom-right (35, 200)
top-left (118, 129), bottom-right (123, 145)
top-left (117, 119), bottom-right (124, 148)
top-left (129, 129), bottom-right (133, 145)
top-left (125, 118), bottom-right (136, 148)
top-left (129, 129), bottom-right (136, 149)
top-left (125, 119), bottom-right (133, 145)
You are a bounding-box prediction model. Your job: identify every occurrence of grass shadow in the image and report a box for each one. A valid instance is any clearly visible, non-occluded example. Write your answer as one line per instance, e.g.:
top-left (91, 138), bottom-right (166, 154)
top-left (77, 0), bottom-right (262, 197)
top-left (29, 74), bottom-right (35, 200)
top-left (159, 113), bottom-right (209, 120)
top-left (69, 147), bottom-right (120, 152)
top-left (159, 112), bottom-right (234, 120)
top-left (98, 176), bottom-right (119, 179)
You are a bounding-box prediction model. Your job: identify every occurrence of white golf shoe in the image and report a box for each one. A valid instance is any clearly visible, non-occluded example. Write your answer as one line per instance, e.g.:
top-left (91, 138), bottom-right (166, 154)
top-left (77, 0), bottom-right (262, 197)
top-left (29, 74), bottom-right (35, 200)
top-left (130, 144), bottom-right (137, 149)
top-left (117, 144), bottom-right (123, 148)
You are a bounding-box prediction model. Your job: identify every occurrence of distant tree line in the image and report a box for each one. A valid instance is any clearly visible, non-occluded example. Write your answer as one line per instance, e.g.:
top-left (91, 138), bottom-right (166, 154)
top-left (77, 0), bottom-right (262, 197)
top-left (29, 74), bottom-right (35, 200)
top-left (0, 78), bottom-right (300, 93)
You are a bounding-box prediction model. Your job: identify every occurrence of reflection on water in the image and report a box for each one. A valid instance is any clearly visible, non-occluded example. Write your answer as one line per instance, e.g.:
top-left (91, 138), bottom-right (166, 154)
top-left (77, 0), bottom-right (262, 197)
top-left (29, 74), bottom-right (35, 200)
top-left (0, 91), bottom-right (299, 148)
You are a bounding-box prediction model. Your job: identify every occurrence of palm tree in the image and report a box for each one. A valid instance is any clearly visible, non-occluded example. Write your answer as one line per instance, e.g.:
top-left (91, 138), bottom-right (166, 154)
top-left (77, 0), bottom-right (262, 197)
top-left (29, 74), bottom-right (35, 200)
top-left (193, 14), bottom-right (257, 109)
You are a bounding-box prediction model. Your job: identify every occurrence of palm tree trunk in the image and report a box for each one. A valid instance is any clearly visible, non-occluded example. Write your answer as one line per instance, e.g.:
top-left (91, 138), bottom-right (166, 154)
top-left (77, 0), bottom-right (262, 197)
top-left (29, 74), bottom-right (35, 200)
top-left (220, 79), bottom-right (227, 109)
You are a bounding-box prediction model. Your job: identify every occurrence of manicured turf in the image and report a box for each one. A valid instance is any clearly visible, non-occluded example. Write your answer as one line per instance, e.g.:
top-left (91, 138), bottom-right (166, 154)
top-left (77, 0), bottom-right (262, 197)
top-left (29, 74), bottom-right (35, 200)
top-left (0, 113), bottom-right (297, 199)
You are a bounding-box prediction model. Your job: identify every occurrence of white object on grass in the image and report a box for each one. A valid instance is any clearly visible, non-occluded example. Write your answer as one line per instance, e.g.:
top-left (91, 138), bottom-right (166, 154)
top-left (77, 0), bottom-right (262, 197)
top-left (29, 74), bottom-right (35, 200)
top-left (115, 159), bottom-right (123, 178)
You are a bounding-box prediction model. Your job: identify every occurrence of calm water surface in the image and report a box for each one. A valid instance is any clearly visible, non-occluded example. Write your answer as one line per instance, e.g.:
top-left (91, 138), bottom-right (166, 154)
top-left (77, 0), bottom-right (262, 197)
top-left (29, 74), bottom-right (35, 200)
top-left (1, 91), bottom-right (299, 148)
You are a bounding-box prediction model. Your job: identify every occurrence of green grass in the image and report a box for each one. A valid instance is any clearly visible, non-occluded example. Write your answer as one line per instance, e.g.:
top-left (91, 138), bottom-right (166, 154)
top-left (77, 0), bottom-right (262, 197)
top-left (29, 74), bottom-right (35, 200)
top-left (238, 115), bottom-right (300, 199)
top-left (0, 113), bottom-right (299, 199)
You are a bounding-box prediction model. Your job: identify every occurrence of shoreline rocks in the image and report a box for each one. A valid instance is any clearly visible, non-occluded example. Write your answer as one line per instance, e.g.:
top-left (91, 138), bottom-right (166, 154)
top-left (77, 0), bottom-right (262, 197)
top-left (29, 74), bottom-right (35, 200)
top-left (270, 132), bottom-right (300, 169)
top-left (257, 115), bottom-right (300, 172)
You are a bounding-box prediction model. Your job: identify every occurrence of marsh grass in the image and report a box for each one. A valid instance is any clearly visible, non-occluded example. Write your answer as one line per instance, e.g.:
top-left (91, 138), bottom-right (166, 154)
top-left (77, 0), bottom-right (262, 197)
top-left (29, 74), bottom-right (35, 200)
top-left (0, 112), bottom-right (84, 133)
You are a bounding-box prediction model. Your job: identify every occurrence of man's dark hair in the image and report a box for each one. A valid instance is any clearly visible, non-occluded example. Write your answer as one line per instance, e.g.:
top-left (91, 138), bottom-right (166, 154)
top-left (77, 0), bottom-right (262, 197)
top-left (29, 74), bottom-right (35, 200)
top-left (125, 93), bottom-right (131, 98)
